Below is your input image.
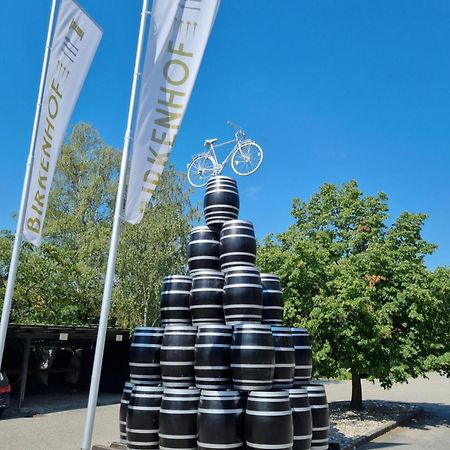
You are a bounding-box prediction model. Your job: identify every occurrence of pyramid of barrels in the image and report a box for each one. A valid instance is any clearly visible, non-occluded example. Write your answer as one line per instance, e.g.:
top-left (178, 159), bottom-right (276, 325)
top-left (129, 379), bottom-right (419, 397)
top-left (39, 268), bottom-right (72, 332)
top-left (120, 176), bottom-right (330, 450)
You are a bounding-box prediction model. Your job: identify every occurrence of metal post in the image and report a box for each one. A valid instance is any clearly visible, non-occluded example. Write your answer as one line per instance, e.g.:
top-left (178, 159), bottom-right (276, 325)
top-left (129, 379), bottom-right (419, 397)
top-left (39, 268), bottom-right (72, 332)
top-left (0, 0), bottom-right (58, 369)
top-left (81, 1), bottom-right (150, 448)
top-left (18, 338), bottom-right (32, 410)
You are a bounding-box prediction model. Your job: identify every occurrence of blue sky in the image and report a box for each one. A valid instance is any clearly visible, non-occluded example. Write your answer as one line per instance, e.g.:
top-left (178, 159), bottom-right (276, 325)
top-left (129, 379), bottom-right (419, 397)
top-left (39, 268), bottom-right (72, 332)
top-left (0, 0), bottom-right (449, 268)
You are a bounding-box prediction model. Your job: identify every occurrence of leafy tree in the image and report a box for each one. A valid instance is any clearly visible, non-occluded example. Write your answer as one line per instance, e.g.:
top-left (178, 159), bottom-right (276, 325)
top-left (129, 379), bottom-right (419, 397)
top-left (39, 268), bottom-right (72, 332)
top-left (258, 180), bottom-right (449, 409)
top-left (111, 166), bottom-right (198, 330)
top-left (0, 123), bottom-right (197, 328)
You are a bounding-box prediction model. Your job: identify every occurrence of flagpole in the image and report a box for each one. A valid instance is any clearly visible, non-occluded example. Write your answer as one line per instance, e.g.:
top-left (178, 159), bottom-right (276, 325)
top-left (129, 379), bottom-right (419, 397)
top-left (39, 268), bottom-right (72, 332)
top-left (81, 0), bottom-right (150, 448)
top-left (0, 0), bottom-right (58, 369)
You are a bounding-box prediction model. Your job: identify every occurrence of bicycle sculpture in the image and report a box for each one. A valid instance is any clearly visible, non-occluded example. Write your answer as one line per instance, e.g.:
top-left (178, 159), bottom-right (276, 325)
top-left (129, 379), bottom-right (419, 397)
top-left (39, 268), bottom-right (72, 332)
top-left (187, 122), bottom-right (264, 187)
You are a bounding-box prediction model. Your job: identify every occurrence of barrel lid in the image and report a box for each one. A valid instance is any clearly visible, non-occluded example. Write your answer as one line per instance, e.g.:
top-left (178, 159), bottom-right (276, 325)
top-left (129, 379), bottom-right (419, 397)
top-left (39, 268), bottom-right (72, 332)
top-left (221, 219), bottom-right (254, 228)
top-left (298, 383), bottom-right (326, 392)
top-left (260, 273), bottom-right (280, 280)
top-left (224, 266), bottom-right (260, 274)
top-left (287, 388), bottom-right (308, 395)
top-left (200, 390), bottom-right (241, 397)
top-left (164, 387), bottom-right (200, 395)
top-left (164, 324), bottom-right (197, 332)
top-left (206, 175), bottom-right (237, 183)
top-left (249, 391), bottom-right (289, 398)
top-left (197, 324), bottom-right (232, 331)
top-left (190, 225), bottom-right (214, 232)
top-left (192, 269), bottom-right (224, 278)
top-left (134, 326), bottom-right (164, 332)
top-left (271, 326), bottom-right (290, 333)
top-left (290, 327), bottom-right (309, 333)
top-left (163, 274), bottom-right (192, 281)
top-left (132, 385), bottom-right (164, 393)
top-left (233, 323), bottom-right (271, 331)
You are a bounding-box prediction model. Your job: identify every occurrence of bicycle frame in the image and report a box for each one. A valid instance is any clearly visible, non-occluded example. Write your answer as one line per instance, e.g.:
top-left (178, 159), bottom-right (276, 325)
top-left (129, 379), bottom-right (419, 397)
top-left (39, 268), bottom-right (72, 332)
top-left (187, 124), bottom-right (263, 187)
top-left (205, 130), bottom-right (249, 170)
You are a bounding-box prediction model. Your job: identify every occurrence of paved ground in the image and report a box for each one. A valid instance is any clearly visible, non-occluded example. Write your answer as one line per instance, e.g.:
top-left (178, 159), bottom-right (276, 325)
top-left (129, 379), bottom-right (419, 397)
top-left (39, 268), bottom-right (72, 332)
top-left (0, 374), bottom-right (448, 449)
top-left (0, 393), bottom-right (121, 450)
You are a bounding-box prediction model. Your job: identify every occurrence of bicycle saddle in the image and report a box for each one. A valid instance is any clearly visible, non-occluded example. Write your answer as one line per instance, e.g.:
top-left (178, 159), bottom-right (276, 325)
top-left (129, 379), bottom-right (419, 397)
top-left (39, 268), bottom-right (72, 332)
top-left (204, 138), bottom-right (218, 146)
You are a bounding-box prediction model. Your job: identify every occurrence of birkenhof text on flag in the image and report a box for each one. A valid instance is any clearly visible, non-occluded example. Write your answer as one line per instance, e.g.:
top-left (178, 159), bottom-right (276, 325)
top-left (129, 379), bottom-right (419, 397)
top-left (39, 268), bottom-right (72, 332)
top-left (124, 0), bottom-right (220, 224)
top-left (24, 0), bottom-right (102, 246)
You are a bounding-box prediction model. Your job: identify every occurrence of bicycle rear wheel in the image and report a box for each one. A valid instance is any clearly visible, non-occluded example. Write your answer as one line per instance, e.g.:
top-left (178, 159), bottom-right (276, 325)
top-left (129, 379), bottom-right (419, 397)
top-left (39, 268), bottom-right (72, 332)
top-left (187, 154), bottom-right (216, 187)
top-left (231, 141), bottom-right (263, 176)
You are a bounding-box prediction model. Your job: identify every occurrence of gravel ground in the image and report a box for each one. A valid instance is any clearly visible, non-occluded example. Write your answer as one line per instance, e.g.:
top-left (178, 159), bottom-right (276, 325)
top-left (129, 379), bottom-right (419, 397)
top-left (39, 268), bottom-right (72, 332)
top-left (329, 400), bottom-right (421, 448)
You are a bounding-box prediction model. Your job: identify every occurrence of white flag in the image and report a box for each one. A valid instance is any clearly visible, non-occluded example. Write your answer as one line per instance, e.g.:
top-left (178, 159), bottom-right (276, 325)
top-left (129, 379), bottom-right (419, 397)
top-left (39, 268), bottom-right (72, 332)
top-left (24, 0), bottom-right (102, 246)
top-left (125, 0), bottom-right (220, 224)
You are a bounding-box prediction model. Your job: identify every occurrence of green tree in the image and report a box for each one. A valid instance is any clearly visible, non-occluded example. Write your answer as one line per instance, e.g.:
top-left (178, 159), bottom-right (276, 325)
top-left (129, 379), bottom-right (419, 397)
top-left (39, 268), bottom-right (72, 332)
top-left (258, 180), bottom-right (450, 409)
top-left (0, 123), bottom-right (196, 328)
top-left (111, 166), bottom-right (198, 330)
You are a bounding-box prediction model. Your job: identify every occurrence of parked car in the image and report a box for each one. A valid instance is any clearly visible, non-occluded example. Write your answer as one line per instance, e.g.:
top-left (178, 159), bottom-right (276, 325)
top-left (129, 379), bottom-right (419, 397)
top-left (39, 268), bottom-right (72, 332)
top-left (0, 372), bottom-right (11, 415)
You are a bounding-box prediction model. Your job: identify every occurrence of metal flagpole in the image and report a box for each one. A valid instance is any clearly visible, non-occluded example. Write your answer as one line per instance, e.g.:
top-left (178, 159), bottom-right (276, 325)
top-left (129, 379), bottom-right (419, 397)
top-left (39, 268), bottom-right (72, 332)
top-left (81, 0), bottom-right (150, 448)
top-left (0, 0), bottom-right (58, 369)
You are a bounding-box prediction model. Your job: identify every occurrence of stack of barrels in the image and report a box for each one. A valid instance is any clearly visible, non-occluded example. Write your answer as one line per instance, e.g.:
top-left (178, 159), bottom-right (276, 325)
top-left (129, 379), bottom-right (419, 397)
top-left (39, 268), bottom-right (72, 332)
top-left (121, 176), bottom-right (330, 450)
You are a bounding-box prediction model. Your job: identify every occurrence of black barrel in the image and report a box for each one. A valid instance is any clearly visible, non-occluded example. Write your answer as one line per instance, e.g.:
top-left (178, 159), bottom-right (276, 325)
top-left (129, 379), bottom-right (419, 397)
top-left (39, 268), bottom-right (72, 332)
top-left (204, 176), bottom-right (239, 231)
top-left (291, 328), bottom-right (313, 384)
top-left (272, 326), bottom-right (295, 389)
top-left (261, 273), bottom-right (284, 325)
top-left (246, 391), bottom-right (294, 450)
top-left (195, 324), bottom-right (232, 390)
top-left (190, 270), bottom-right (225, 325)
top-left (119, 382), bottom-right (133, 445)
top-left (160, 324), bottom-right (197, 387)
top-left (198, 390), bottom-right (245, 450)
top-left (160, 275), bottom-right (192, 326)
top-left (159, 388), bottom-right (200, 450)
top-left (289, 388), bottom-right (313, 450)
top-left (126, 385), bottom-right (163, 450)
top-left (230, 323), bottom-right (275, 391)
top-left (223, 266), bottom-right (263, 325)
top-left (220, 220), bottom-right (256, 271)
top-left (300, 384), bottom-right (329, 450)
top-left (188, 226), bottom-right (220, 275)
top-left (129, 327), bottom-right (163, 385)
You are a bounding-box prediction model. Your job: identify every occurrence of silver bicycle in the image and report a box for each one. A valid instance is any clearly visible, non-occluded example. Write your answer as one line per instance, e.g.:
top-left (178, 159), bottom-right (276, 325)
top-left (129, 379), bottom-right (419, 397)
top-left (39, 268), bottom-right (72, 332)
top-left (187, 122), bottom-right (264, 187)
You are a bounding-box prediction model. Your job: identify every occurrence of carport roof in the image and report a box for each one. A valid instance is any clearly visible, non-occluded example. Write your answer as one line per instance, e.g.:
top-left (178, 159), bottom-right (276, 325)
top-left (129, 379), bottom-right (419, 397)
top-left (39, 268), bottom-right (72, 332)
top-left (7, 324), bottom-right (130, 341)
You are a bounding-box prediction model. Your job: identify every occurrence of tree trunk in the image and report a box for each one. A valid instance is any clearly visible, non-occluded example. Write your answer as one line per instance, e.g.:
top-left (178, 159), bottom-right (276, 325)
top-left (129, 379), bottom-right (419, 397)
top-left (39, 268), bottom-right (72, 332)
top-left (350, 371), bottom-right (363, 410)
top-left (143, 299), bottom-right (148, 327)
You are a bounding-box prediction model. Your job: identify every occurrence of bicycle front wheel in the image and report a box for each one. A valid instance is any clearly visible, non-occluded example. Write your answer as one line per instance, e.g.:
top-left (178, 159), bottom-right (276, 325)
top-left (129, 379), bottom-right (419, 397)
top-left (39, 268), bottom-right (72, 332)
top-left (187, 154), bottom-right (216, 187)
top-left (231, 141), bottom-right (264, 176)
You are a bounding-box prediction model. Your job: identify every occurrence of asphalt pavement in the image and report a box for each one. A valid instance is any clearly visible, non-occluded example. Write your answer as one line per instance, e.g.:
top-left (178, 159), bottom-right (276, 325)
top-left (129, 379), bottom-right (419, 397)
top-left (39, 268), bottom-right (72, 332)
top-left (0, 373), bottom-right (448, 449)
